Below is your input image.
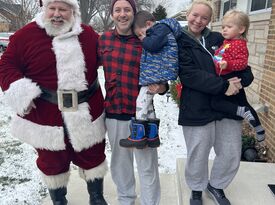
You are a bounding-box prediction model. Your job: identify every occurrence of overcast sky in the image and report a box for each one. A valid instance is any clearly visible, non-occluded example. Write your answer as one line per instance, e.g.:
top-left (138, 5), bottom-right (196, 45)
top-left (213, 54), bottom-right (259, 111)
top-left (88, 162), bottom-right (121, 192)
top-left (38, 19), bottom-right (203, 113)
top-left (153, 0), bottom-right (190, 17)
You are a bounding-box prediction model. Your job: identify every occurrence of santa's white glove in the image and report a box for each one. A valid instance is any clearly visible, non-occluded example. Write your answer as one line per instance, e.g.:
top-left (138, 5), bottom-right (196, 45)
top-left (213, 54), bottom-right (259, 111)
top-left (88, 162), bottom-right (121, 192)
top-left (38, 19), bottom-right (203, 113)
top-left (23, 101), bottom-right (36, 116)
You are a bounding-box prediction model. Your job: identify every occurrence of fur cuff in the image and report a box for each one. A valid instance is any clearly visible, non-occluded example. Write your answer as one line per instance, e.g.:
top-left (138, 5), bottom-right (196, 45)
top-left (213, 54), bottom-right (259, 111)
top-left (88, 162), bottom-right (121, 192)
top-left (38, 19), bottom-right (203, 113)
top-left (63, 108), bottom-right (106, 152)
top-left (4, 78), bottom-right (41, 116)
top-left (11, 115), bottom-right (66, 151)
top-left (41, 171), bottom-right (70, 189)
top-left (79, 160), bottom-right (108, 182)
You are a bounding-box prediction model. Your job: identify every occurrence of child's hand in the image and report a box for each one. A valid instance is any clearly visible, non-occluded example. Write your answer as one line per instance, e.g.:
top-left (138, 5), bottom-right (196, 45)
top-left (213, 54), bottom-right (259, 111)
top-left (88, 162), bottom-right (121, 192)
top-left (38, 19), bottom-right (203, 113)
top-left (136, 30), bottom-right (146, 41)
top-left (139, 34), bottom-right (146, 41)
top-left (219, 60), bottom-right (228, 70)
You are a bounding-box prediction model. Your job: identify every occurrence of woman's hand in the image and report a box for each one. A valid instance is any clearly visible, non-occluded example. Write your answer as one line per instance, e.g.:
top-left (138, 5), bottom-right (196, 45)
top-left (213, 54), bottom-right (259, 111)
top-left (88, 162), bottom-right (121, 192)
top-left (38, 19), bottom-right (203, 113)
top-left (228, 77), bottom-right (242, 89)
top-left (225, 78), bottom-right (241, 96)
top-left (148, 84), bottom-right (167, 94)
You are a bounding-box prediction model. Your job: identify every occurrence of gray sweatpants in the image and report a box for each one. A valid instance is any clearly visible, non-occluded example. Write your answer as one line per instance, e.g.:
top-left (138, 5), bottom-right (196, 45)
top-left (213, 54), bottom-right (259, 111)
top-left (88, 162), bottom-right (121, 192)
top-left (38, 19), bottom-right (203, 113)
top-left (182, 118), bottom-right (242, 191)
top-left (106, 118), bottom-right (160, 205)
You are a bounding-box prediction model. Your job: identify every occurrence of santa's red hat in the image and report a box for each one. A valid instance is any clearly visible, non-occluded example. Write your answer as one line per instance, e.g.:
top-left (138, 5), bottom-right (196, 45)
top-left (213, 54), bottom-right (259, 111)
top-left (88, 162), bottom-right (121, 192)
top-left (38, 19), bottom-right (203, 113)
top-left (40, 0), bottom-right (79, 11)
top-left (39, 0), bottom-right (80, 18)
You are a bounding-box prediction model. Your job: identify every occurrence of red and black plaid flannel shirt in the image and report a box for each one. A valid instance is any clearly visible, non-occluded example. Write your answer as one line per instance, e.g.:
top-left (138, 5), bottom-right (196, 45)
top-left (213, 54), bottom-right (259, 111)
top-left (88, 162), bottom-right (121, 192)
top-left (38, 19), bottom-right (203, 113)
top-left (98, 29), bottom-right (142, 119)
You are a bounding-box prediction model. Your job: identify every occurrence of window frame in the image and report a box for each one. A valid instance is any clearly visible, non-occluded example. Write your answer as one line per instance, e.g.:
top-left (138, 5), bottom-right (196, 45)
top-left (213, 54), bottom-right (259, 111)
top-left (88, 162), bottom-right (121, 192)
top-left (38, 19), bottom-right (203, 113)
top-left (249, 0), bottom-right (272, 14)
top-left (220, 0), bottom-right (237, 19)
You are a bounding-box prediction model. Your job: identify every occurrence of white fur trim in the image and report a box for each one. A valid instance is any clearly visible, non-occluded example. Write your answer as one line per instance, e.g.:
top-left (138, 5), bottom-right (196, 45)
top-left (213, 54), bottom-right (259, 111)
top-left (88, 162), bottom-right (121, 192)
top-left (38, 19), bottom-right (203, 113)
top-left (79, 160), bottom-right (108, 182)
top-left (4, 78), bottom-right (41, 116)
top-left (43, 0), bottom-right (79, 11)
top-left (63, 110), bottom-right (106, 152)
top-left (41, 171), bottom-right (70, 189)
top-left (52, 30), bottom-right (86, 90)
top-left (49, 20), bottom-right (105, 152)
top-left (11, 115), bottom-right (66, 151)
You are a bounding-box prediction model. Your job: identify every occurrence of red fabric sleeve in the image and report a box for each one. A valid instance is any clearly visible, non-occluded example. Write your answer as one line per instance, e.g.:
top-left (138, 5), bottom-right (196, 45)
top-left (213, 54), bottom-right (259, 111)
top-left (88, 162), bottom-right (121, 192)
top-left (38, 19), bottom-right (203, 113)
top-left (223, 40), bottom-right (248, 72)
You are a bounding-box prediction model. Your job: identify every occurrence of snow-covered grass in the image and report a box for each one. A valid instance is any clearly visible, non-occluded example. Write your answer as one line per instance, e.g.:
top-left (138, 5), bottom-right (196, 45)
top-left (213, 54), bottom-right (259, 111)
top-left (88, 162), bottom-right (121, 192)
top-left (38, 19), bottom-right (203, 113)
top-left (0, 68), bottom-right (188, 204)
top-left (0, 94), bottom-right (47, 204)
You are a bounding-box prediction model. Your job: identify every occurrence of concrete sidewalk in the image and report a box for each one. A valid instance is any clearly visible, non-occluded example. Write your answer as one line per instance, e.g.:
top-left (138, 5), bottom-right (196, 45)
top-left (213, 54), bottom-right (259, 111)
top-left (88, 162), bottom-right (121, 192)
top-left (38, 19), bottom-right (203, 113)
top-left (176, 159), bottom-right (275, 205)
top-left (42, 170), bottom-right (178, 205)
top-left (42, 159), bottom-right (275, 205)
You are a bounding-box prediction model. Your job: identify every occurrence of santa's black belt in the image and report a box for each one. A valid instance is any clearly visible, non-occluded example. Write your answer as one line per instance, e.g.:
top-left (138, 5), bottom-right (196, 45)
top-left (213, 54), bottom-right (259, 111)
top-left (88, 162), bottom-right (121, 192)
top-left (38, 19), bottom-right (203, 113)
top-left (40, 78), bottom-right (99, 111)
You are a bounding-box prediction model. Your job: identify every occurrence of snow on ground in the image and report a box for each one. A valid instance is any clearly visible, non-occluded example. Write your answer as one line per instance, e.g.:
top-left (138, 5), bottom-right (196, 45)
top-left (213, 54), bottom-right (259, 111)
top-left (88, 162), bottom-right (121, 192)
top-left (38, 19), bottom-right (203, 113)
top-left (0, 67), bottom-right (214, 204)
top-left (98, 68), bottom-right (187, 174)
top-left (0, 94), bottom-right (47, 205)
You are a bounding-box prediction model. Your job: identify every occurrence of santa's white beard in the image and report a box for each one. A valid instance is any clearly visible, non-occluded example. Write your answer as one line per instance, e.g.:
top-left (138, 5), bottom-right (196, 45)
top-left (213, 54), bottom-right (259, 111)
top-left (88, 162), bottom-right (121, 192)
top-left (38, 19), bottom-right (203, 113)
top-left (43, 16), bottom-right (75, 37)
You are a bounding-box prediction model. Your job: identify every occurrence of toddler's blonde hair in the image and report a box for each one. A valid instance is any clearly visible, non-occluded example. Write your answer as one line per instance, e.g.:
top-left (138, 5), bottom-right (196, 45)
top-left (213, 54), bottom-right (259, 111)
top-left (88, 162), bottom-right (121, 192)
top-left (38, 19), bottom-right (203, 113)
top-left (223, 10), bottom-right (250, 39)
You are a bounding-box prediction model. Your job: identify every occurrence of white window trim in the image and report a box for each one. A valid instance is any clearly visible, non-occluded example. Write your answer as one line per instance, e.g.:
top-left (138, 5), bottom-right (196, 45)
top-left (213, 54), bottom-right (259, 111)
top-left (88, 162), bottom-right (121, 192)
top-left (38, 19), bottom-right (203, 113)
top-left (218, 0), bottom-right (271, 21)
top-left (220, 0), bottom-right (237, 19)
top-left (249, 0), bottom-right (272, 14)
top-left (220, 0), bottom-right (228, 19)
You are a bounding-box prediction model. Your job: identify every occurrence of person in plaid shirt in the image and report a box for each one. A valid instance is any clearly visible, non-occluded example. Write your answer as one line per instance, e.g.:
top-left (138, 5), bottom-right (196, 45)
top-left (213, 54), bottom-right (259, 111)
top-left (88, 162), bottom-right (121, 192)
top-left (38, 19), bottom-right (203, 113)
top-left (98, 0), bottom-right (167, 204)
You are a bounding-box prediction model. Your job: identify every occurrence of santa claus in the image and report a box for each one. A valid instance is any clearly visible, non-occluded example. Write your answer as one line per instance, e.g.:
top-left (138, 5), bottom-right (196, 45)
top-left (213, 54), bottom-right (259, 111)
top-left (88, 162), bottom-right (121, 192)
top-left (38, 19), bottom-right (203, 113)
top-left (0, 0), bottom-right (108, 204)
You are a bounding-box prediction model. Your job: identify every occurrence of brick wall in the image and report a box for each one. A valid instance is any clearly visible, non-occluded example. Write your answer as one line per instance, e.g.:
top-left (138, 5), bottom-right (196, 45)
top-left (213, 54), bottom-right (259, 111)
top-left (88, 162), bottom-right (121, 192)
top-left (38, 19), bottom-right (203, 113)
top-left (246, 13), bottom-right (270, 105)
top-left (260, 1), bottom-right (275, 161)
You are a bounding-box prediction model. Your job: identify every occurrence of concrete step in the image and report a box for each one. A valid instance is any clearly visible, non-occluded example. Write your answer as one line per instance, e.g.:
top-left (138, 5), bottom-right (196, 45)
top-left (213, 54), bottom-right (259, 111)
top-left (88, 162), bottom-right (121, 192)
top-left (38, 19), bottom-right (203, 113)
top-left (42, 169), bottom-right (178, 205)
top-left (176, 158), bottom-right (275, 205)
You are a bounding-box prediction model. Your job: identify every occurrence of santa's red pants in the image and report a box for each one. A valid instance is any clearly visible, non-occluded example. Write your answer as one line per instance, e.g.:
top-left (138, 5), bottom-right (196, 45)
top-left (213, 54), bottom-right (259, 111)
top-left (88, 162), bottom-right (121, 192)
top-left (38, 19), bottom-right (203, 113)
top-left (36, 137), bottom-right (106, 176)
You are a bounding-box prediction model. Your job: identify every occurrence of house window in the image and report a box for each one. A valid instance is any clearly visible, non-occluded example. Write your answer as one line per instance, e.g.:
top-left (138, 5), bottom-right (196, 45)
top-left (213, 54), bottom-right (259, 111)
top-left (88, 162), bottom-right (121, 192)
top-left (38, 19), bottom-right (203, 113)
top-left (222, 0), bottom-right (237, 16)
top-left (250, 0), bottom-right (272, 12)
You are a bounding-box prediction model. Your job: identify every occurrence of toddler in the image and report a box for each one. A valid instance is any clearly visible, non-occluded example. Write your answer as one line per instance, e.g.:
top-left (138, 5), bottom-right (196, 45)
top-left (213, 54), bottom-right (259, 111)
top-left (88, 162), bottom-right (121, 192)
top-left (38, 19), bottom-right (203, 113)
top-left (212, 10), bottom-right (265, 144)
top-left (119, 10), bottom-right (181, 149)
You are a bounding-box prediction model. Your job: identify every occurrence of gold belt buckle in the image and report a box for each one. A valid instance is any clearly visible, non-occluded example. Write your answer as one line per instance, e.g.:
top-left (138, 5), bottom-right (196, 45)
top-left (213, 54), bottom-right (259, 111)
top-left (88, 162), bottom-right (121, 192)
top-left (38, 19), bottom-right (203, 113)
top-left (57, 90), bottom-right (78, 112)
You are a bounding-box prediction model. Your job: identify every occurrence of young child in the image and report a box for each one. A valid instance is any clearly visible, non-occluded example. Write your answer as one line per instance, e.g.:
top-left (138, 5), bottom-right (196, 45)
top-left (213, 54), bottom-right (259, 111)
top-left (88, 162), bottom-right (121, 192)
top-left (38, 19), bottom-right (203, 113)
top-left (119, 10), bottom-right (182, 149)
top-left (212, 10), bottom-right (265, 144)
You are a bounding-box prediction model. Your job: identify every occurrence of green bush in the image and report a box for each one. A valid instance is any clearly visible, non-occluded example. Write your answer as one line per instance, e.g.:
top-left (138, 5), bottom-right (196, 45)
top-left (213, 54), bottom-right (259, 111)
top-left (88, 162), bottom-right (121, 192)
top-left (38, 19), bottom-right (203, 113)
top-left (242, 135), bottom-right (256, 152)
top-left (169, 79), bottom-right (181, 106)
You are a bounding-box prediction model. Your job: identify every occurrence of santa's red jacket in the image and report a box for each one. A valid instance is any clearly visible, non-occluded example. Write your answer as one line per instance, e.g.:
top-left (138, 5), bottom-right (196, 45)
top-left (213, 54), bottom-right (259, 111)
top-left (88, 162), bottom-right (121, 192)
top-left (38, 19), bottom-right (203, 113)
top-left (0, 13), bottom-right (106, 155)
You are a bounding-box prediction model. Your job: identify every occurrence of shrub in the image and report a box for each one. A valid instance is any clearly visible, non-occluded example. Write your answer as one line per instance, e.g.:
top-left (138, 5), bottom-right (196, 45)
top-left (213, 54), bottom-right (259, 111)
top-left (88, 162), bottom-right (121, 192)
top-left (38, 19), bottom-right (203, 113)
top-left (169, 79), bottom-right (182, 106)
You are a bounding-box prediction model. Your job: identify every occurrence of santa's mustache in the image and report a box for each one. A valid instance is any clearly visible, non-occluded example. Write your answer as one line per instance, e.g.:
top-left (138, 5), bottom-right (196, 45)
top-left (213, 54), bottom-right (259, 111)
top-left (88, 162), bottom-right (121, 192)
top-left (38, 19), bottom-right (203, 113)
top-left (51, 16), bottom-right (65, 22)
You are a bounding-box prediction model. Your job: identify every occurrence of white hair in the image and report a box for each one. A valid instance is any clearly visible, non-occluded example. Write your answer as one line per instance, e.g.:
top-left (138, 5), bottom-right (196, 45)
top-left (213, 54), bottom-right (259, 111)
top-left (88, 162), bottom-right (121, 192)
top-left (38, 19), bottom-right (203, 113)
top-left (43, 15), bottom-right (75, 36)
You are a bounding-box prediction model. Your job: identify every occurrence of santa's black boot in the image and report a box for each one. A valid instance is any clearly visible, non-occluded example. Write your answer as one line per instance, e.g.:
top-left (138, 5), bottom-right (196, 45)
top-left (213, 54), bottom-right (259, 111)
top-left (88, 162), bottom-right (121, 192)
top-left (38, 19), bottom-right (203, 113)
top-left (48, 187), bottom-right (68, 205)
top-left (87, 178), bottom-right (108, 205)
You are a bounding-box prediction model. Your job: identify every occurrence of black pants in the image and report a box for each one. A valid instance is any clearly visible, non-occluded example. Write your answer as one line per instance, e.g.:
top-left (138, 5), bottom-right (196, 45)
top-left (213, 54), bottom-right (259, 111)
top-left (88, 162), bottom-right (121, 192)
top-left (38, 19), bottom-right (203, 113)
top-left (211, 89), bottom-right (261, 127)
